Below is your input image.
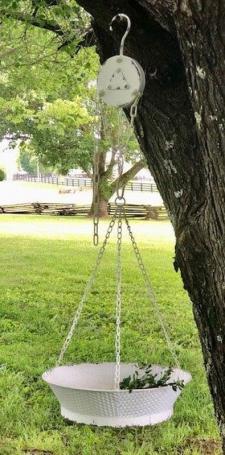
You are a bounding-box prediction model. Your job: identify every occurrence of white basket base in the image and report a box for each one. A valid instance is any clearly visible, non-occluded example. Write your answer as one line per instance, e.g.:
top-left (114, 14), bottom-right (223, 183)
top-left (61, 406), bottom-right (173, 427)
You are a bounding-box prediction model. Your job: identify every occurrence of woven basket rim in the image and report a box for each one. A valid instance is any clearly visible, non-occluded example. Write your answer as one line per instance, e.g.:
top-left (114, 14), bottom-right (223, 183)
top-left (42, 362), bottom-right (192, 393)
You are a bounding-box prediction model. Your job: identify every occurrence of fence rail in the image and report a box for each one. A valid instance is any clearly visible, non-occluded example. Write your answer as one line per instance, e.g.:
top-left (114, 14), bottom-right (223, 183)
top-left (0, 202), bottom-right (168, 220)
top-left (13, 174), bottom-right (158, 193)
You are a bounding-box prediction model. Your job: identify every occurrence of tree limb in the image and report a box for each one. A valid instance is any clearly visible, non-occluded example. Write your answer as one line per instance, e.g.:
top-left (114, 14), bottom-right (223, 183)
top-left (57, 27), bottom-right (96, 52)
top-left (80, 165), bottom-right (92, 179)
top-left (102, 148), bottom-right (117, 179)
top-left (110, 159), bottom-right (145, 193)
top-left (0, 9), bottom-right (64, 35)
top-left (0, 9), bottom-right (96, 53)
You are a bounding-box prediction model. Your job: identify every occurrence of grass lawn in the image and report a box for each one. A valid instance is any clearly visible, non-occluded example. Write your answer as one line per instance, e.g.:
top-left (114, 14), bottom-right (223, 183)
top-left (0, 215), bottom-right (221, 455)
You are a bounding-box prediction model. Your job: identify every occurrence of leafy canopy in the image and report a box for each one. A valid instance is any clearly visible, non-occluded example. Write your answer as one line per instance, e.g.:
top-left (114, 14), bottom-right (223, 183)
top-left (0, 2), bottom-right (142, 177)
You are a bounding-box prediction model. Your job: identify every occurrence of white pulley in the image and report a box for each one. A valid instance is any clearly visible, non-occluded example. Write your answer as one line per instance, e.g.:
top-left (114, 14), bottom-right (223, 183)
top-left (97, 14), bottom-right (146, 108)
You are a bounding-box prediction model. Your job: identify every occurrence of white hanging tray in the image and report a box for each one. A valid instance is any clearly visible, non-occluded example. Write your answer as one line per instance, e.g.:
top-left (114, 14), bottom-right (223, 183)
top-left (43, 363), bottom-right (191, 427)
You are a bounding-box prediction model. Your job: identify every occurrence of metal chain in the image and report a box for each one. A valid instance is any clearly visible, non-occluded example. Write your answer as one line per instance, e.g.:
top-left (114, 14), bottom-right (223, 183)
top-left (113, 96), bottom-right (140, 384)
top-left (115, 98), bottom-right (140, 201)
top-left (130, 95), bottom-right (140, 129)
top-left (114, 209), bottom-right (123, 389)
top-left (115, 109), bottom-right (125, 200)
top-left (123, 208), bottom-right (180, 368)
top-left (57, 209), bottom-right (118, 366)
top-left (57, 95), bottom-right (144, 373)
top-left (93, 100), bottom-right (101, 246)
top-left (123, 96), bottom-right (140, 149)
top-left (93, 144), bottom-right (100, 246)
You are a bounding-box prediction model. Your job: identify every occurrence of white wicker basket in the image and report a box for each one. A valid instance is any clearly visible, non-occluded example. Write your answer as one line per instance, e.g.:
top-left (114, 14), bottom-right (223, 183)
top-left (42, 363), bottom-right (191, 427)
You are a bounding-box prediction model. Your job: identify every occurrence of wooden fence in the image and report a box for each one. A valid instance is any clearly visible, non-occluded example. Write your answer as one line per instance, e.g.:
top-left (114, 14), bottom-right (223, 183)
top-left (13, 174), bottom-right (158, 193)
top-left (0, 202), bottom-right (168, 220)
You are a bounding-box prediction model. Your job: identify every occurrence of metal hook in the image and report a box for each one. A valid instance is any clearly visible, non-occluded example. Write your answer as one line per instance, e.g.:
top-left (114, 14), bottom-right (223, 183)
top-left (109, 13), bottom-right (131, 56)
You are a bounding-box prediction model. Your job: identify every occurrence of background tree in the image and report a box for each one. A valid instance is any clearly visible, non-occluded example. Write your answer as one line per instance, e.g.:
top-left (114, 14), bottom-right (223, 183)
top-left (18, 147), bottom-right (39, 174)
top-left (0, 168), bottom-right (6, 181)
top-left (31, 99), bottom-right (145, 215)
top-left (0, 14), bottom-right (145, 216)
top-left (18, 145), bottom-right (54, 174)
top-left (1, 0), bottom-right (225, 449)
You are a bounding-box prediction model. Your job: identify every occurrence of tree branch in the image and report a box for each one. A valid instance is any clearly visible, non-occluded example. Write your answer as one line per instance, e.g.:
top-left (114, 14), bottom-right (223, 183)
top-left (0, 9), bottom-right (96, 53)
top-left (57, 27), bottom-right (96, 52)
top-left (103, 148), bottom-right (117, 179)
top-left (110, 159), bottom-right (145, 193)
top-left (0, 10), bottom-right (64, 35)
top-left (80, 165), bottom-right (92, 179)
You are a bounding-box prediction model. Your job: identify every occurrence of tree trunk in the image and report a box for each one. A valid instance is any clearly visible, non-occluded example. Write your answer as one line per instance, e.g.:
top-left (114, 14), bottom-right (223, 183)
top-left (97, 197), bottom-right (109, 217)
top-left (77, 0), bottom-right (225, 449)
top-left (91, 148), bottom-right (145, 218)
top-left (89, 193), bottom-right (109, 217)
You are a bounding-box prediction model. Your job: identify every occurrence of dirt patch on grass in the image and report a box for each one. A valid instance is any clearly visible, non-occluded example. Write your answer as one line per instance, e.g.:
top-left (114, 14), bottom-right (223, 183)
top-left (23, 450), bottom-right (54, 455)
top-left (178, 437), bottom-right (221, 454)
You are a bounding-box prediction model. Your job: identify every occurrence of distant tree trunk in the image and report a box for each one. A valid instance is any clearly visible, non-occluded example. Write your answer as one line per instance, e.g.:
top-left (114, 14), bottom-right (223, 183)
top-left (89, 196), bottom-right (109, 217)
top-left (89, 173), bottom-right (109, 218)
top-left (89, 149), bottom-right (110, 217)
top-left (77, 0), bottom-right (225, 450)
top-left (89, 148), bottom-right (145, 217)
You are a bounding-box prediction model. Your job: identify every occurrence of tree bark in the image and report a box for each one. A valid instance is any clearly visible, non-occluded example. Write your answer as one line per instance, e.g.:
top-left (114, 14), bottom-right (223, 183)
top-left (89, 196), bottom-right (109, 217)
top-left (90, 155), bottom-right (145, 217)
top-left (110, 159), bottom-right (146, 195)
top-left (77, 0), bottom-right (225, 449)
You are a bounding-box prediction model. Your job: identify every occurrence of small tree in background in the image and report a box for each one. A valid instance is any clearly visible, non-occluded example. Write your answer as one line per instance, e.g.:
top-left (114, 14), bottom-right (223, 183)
top-left (0, 168), bottom-right (6, 181)
top-left (18, 144), bottom-right (54, 175)
top-left (18, 147), bottom-right (38, 174)
top-left (31, 98), bottom-right (145, 216)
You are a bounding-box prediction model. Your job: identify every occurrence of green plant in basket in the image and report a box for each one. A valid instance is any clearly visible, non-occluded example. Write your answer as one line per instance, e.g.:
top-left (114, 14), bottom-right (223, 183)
top-left (120, 364), bottom-right (185, 393)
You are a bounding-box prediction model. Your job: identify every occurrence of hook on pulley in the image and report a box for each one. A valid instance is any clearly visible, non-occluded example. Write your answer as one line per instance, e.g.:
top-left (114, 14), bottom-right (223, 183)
top-left (97, 12), bottom-right (145, 108)
top-left (109, 13), bottom-right (131, 56)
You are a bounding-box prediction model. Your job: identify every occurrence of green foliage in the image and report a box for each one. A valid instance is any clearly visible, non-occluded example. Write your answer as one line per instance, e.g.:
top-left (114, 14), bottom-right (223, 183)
top-left (0, 215), bottom-right (221, 454)
top-left (0, 167), bottom-right (6, 181)
top-left (0, 16), bottom-right (99, 172)
top-left (0, 1), bottom-right (87, 54)
top-left (120, 364), bottom-right (184, 393)
top-left (18, 143), bottom-right (54, 174)
top-left (0, 10), bottom-right (143, 189)
top-left (18, 146), bottom-right (38, 174)
top-left (33, 96), bottom-right (94, 173)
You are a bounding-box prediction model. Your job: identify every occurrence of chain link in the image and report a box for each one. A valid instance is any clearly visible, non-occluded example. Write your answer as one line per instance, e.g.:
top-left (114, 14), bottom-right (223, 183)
top-left (115, 97), bottom-right (140, 201)
top-left (93, 101), bottom-right (101, 246)
top-left (113, 96), bottom-right (140, 384)
top-left (115, 109), bottom-right (124, 201)
top-left (57, 94), bottom-right (151, 377)
top-left (93, 96), bottom-right (139, 245)
top-left (116, 150), bottom-right (125, 200)
top-left (114, 209), bottom-right (123, 389)
top-left (57, 209), bottom-right (118, 366)
top-left (123, 208), bottom-right (180, 368)
top-left (93, 147), bottom-right (100, 246)
top-left (130, 96), bottom-right (140, 128)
